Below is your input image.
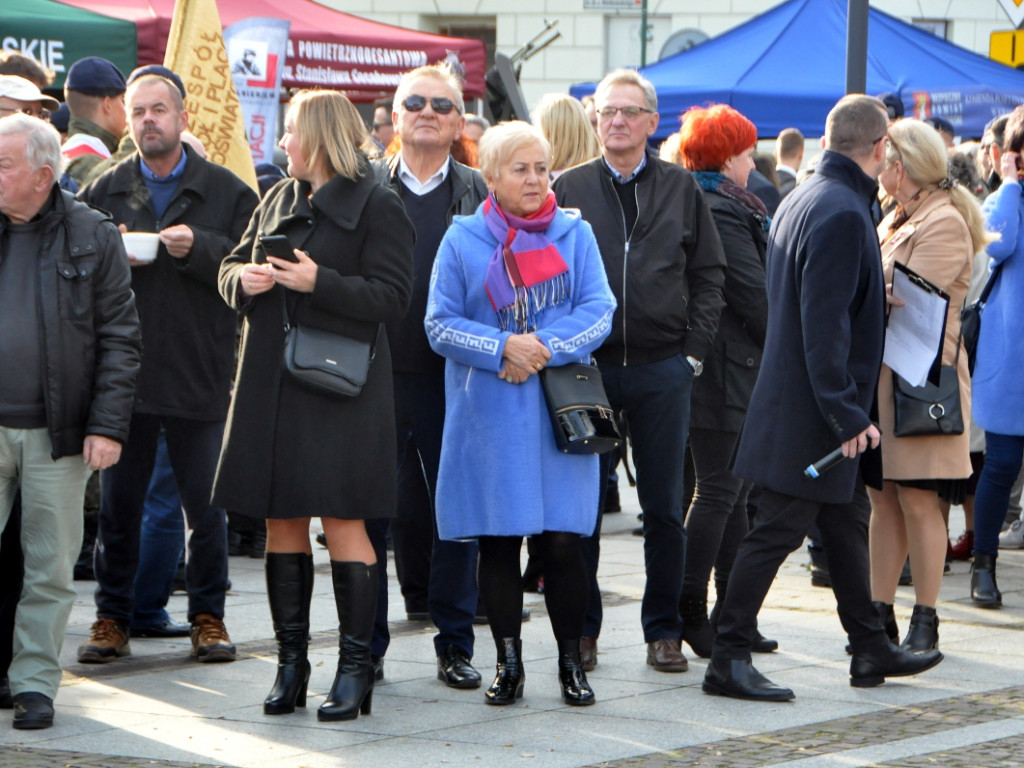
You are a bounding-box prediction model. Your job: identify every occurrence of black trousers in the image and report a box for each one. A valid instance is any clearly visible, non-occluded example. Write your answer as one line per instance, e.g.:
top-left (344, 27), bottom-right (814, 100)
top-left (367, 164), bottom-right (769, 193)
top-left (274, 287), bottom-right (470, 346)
top-left (712, 482), bottom-right (887, 661)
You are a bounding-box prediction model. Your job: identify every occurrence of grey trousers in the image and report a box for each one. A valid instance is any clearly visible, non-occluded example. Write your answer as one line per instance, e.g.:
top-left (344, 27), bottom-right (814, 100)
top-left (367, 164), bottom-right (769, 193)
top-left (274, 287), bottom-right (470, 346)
top-left (0, 427), bottom-right (90, 699)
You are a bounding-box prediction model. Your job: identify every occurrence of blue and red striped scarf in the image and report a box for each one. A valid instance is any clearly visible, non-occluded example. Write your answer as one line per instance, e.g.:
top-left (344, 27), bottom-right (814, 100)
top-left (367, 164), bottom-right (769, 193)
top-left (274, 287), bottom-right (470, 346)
top-left (483, 191), bottom-right (569, 332)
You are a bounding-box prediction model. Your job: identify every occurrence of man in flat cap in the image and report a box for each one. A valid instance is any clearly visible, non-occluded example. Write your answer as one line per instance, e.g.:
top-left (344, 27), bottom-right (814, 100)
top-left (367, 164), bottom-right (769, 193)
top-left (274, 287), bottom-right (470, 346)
top-left (62, 56), bottom-right (127, 187)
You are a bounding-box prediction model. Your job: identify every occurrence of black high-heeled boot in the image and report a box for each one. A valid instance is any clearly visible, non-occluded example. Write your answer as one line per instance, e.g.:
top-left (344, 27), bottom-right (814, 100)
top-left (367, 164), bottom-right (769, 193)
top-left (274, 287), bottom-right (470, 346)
top-left (485, 637), bottom-right (524, 705)
top-left (872, 601), bottom-right (899, 644)
top-left (679, 594), bottom-right (715, 659)
top-left (556, 638), bottom-right (595, 705)
top-left (318, 561), bottom-right (378, 722)
top-left (264, 553), bottom-right (314, 715)
top-left (900, 604), bottom-right (938, 652)
top-left (971, 553), bottom-right (1002, 607)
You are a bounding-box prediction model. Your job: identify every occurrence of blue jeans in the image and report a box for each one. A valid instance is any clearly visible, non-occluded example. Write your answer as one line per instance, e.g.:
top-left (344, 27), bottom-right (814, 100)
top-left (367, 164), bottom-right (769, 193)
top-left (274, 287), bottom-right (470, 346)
top-left (592, 354), bottom-right (694, 641)
top-left (131, 431), bottom-right (185, 629)
top-left (974, 432), bottom-right (1024, 555)
top-left (96, 414), bottom-right (228, 623)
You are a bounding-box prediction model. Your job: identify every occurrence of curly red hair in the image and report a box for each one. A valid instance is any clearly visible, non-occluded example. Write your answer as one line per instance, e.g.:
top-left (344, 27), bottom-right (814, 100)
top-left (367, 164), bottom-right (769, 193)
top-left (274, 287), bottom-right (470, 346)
top-left (678, 104), bottom-right (757, 172)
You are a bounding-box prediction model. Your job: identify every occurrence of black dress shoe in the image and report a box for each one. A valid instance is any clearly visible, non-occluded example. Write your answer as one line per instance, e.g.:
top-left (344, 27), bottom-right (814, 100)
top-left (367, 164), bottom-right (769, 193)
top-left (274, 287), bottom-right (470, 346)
top-left (849, 643), bottom-right (943, 687)
top-left (437, 645), bottom-right (482, 689)
top-left (0, 675), bottom-right (11, 709)
top-left (130, 620), bottom-right (192, 638)
top-left (702, 658), bottom-right (794, 701)
top-left (12, 692), bottom-right (54, 729)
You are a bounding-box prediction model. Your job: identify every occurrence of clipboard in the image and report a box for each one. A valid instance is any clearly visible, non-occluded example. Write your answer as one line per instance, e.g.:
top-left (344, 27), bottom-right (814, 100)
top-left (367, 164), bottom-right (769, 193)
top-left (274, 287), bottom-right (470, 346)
top-left (886, 262), bottom-right (949, 387)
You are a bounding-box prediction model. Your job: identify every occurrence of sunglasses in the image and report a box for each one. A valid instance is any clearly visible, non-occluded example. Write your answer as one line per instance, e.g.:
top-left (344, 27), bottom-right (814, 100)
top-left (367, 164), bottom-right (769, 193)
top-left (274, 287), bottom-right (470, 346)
top-left (402, 95), bottom-right (459, 115)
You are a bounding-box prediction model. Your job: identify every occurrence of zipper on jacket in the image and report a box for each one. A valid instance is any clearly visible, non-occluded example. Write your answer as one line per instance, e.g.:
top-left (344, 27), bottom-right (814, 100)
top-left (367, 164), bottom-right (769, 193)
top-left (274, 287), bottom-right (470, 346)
top-left (612, 181), bottom-right (641, 367)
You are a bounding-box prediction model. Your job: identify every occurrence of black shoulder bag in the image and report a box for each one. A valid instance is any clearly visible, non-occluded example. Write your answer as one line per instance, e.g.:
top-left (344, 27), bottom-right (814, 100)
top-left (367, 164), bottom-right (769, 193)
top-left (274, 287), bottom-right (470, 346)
top-left (540, 360), bottom-right (622, 455)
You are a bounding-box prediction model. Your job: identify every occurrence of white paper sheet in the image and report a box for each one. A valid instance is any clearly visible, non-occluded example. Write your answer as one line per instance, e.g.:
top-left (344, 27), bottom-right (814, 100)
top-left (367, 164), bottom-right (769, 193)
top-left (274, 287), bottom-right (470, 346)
top-left (882, 264), bottom-right (949, 387)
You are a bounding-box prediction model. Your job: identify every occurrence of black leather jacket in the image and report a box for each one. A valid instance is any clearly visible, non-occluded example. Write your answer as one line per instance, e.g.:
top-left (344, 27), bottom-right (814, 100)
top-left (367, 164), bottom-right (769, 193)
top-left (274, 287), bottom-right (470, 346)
top-left (5, 187), bottom-right (142, 458)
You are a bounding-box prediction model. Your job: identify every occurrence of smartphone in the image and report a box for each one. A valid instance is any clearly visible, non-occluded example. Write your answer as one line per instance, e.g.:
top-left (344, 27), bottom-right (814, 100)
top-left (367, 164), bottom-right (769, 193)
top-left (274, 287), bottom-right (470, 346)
top-left (258, 234), bottom-right (299, 267)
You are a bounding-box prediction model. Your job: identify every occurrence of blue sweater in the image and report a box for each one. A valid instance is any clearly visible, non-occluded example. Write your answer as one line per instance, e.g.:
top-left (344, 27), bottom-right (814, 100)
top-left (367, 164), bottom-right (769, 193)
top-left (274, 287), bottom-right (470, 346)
top-left (425, 204), bottom-right (615, 539)
top-left (975, 178), bottom-right (1024, 435)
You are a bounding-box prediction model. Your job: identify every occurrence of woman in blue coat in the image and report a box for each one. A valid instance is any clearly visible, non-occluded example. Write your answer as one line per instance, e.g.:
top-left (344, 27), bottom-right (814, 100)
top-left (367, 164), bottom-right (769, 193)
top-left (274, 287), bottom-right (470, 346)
top-left (426, 121), bottom-right (615, 707)
top-left (972, 105), bottom-right (1024, 607)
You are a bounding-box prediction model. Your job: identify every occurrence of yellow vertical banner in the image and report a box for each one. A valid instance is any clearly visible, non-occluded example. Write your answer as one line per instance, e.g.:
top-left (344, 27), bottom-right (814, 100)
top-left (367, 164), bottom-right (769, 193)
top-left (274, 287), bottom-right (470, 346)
top-left (164, 0), bottom-right (258, 190)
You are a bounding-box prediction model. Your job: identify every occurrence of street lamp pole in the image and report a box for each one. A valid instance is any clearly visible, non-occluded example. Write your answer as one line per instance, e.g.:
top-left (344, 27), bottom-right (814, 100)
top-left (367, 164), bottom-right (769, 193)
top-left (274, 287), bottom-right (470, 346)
top-left (846, 0), bottom-right (868, 93)
top-left (640, 0), bottom-right (648, 67)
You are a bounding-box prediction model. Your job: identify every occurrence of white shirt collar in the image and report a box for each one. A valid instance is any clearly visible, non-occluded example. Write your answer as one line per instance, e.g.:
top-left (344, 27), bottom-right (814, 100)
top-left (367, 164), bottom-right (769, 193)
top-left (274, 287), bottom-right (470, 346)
top-left (776, 163), bottom-right (799, 177)
top-left (397, 154), bottom-right (450, 196)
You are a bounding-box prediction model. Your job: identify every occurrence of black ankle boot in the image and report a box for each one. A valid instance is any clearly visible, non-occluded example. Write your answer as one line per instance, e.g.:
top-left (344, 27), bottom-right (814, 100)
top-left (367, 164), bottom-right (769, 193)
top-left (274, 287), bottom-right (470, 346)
top-left (872, 601), bottom-right (899, 644)
top-left (971, 553), bottom-right (1002, 607)
top-left (900, 604), bottom-right (938, 652)
top-left (485, 637), bottom-right (524, 705)
top-left (264, 553), bottom-right (314, 715)
top-left (679, 594), bottom-right (715, 659)
top-left (318, 562), bottom-right (378, 722)
top-left (556, 638), bottom-right (595, 706)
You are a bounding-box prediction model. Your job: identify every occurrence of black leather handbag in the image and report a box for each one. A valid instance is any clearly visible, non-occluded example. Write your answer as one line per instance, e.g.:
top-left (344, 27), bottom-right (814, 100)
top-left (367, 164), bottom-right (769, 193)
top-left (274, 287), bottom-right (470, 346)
top-left (892, 361), bottom-right (964, 437)
top-left (539, 361), bottom-right (622, 455)
top-left (281, 298), bottom-right (376, 398)
top-left (960, 264), bottom-right (1000, 376)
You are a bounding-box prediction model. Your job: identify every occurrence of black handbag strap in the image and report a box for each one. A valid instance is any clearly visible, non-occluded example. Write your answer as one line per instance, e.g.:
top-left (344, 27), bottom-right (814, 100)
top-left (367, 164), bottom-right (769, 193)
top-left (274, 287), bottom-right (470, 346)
top-left (974, 263), bottom-right (1002, 308)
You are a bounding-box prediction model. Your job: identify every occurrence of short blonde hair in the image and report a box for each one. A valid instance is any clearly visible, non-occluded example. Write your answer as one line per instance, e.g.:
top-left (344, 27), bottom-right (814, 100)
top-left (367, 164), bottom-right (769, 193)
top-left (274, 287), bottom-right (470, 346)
top-left (532, 94), bottom-right (599, 173)
top-left (394, 63), bottom-right (464, 115)
top-left (288, 89), bottom-right (366, 181)
top-left (477, 121), bottom-right (550, 185)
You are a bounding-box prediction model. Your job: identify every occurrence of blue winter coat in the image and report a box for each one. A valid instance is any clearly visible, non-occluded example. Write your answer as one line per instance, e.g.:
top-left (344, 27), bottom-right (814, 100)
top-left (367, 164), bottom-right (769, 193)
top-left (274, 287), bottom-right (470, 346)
top-left (425, 204), bottom-right (616, 540)
top-left (975, 179), bottom-right (1024, 435)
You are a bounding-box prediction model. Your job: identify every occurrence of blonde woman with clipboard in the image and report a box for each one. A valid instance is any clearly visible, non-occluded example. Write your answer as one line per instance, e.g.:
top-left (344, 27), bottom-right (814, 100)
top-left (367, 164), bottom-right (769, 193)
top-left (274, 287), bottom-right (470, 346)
top-left (869, 119), bottom-right (992, 652)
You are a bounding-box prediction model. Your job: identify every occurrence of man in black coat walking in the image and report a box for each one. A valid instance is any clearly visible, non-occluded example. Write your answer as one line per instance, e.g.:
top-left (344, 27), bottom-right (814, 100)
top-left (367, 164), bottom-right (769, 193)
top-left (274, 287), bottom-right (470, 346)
top-left (702, 95), bottom-right (943, 701)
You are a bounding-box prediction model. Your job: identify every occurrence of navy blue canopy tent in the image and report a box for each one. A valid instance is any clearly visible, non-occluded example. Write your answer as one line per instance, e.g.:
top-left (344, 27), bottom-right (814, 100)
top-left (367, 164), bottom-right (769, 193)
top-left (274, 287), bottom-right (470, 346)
top-left (572, 0), bottom-right (1024, 141)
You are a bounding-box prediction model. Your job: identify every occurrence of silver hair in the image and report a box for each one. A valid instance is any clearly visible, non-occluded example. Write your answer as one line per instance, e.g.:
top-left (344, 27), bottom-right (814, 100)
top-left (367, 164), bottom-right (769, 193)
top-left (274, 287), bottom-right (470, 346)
top-left (0, 112), bottom-right (63, 178)
top-left (594, 68), bottom-right (657, 112)
top-left (394, 63), bottom-right (465, 115)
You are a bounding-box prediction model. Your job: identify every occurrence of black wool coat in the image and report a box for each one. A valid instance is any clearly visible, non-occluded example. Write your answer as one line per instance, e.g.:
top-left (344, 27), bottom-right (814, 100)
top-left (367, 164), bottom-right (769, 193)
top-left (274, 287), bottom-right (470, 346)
top-left (79, 145), bottom-right (258, 420)
top-left (212, 167), bottom-right (414, 520)
top-left (732, 151), bottom-right (885, 504)
top-left (689, 189), bottom-right (768, 434)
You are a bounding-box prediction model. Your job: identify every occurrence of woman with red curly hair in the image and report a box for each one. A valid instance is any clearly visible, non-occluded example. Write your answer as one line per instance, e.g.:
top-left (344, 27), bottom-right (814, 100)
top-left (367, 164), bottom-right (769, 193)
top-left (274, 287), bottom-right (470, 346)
top-left (674, 104), bottom-right (777, 658)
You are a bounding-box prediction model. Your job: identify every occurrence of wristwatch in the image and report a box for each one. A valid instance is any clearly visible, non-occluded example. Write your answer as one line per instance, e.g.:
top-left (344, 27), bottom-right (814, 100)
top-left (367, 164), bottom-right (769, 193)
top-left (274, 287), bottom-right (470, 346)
top-left (686, 356), bottom-right (704, 377)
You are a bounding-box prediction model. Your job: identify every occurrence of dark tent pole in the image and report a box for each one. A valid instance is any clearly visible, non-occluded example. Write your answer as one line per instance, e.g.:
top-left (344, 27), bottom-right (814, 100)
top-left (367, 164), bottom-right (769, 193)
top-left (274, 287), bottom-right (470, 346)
top-left (846, 0), bottom-right (868, 93)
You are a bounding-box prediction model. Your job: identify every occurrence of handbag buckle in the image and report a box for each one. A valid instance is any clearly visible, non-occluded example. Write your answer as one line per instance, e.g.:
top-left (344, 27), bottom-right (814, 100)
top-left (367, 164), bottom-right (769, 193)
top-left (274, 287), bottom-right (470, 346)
top-left (928, 403), bottom-right (945, 420)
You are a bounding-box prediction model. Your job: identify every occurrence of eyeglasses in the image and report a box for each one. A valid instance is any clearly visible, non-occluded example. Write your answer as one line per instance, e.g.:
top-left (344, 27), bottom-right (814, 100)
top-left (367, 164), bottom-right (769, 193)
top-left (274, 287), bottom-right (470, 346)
top-left (597, 105), bottom-right (654, 120)
top-left (0, 106), bottom-right (50, 121)
top-left (872, 134), bottom-right (886, 146)
top-left (401, 95), bottom-right (459, 115)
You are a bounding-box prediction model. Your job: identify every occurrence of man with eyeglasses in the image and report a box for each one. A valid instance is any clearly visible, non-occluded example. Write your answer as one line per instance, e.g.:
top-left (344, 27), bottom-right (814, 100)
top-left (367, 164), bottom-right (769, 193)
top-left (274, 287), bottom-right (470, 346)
top-left (702, 94), bottom-right (943, 701)
top-left (0, 76), bottom-right (58, 122)
top-left (554, 68), bottom-right (726, 675)
top-left (369, 63), bottom-right (487, 690)
top-left (370, 99), bottom-right (394, 155)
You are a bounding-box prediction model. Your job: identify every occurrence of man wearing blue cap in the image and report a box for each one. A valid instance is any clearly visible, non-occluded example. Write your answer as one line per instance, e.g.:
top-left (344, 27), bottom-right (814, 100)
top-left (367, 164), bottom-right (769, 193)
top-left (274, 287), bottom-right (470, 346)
top-left (62, 56), bottom-right (127, 187)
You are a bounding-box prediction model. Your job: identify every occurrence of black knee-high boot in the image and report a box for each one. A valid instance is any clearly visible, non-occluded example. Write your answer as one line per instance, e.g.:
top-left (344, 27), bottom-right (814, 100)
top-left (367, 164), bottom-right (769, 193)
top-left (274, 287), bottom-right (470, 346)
top-left (264, 552), bottom-right (314, 715)
top-left (318, 561), bottom-right (377, 722)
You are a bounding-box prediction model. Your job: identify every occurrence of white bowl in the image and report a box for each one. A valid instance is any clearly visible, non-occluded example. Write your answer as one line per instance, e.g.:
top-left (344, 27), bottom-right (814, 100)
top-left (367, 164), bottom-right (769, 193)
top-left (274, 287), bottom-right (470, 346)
top-left (121, 232), bottom-right (160, 262)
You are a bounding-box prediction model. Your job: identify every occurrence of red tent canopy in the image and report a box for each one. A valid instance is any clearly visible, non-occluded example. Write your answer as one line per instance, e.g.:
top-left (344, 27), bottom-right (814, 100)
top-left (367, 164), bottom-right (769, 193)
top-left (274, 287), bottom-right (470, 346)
top-left (54, 0), bottom-right (486, 99)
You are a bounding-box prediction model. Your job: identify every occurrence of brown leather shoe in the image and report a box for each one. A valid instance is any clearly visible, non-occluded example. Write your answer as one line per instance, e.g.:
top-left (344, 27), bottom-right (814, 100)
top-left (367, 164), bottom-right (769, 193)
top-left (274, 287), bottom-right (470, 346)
top-left (190, 614), bottom-right (236, 663)
top-left (77, 618), bottom-right (131, 663)
top-left (580, 636), bottom-right (597, 671)
top-left (647, 638), bottom-right (688, 672)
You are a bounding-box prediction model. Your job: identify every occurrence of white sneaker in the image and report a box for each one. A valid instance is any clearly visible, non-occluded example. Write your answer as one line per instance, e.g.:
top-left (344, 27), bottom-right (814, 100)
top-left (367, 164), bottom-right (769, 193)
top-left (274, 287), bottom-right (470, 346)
top-left (998, 519), bottom-right (1024, 549)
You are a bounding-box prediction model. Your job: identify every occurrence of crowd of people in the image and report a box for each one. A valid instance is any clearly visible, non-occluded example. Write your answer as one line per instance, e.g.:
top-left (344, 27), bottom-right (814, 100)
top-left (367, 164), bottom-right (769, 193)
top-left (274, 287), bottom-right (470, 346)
top-left (0, 45), bottom-right (1020, 732)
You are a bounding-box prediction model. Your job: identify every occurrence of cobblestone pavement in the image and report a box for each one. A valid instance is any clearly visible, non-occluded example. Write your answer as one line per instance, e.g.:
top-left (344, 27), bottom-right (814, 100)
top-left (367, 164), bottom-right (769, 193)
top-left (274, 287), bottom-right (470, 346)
top-left (7, 685), bottom-right (1024, 768)
top-left (583, 685), bottom-right (1024, 767)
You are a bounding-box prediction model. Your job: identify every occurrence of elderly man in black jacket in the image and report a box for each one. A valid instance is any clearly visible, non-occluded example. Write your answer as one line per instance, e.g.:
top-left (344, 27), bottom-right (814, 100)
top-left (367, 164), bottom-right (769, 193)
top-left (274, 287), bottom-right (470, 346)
top-left (0, 114), bottom-right (140, 729)
top-left (368, 63), bottom-right (488, 689)
top-left (554, 68), bottom-right (726, 673)
top-left (702, 95), bottom-right (943, 701)
top-left (76, 74), bottom-right (258, 666)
